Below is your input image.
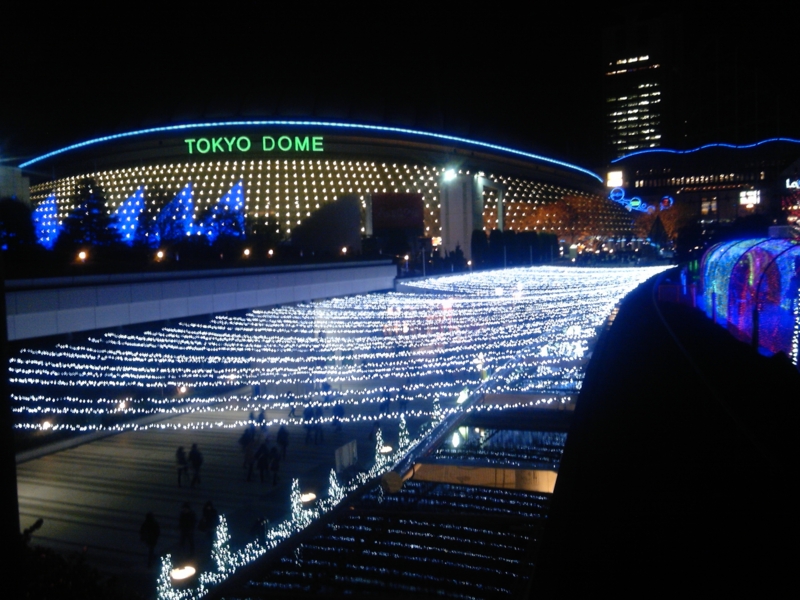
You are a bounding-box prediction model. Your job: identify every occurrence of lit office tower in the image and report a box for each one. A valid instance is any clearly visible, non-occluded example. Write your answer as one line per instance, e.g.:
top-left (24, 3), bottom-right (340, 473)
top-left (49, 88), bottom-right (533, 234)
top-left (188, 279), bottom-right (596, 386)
top-left (602, 14), bottom-right (677, 162)
top-left (605, 54), bottom-right (662, 159)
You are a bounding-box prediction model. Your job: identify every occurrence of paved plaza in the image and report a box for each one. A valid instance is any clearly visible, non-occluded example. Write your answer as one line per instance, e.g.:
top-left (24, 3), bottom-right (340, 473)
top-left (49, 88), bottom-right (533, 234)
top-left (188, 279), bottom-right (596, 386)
top-left (17, 403), bottom-right (412, 597)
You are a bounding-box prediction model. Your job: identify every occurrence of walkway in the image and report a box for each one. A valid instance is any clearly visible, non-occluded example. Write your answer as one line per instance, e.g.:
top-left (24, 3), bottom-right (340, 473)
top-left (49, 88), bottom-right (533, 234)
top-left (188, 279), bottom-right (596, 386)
top-left (17, 405), bottom-right (399, 598)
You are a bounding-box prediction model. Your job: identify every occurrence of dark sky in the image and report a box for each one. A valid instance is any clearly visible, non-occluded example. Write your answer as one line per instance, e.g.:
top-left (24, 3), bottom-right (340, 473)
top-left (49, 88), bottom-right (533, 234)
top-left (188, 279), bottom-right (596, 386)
top-left (4, 8), bottom-right (798, 171)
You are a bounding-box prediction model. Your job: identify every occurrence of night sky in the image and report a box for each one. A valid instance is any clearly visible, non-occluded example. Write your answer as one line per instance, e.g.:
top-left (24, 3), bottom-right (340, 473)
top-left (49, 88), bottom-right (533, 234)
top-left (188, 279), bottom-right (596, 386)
top-left (4, 8), bottom-right (798, 172)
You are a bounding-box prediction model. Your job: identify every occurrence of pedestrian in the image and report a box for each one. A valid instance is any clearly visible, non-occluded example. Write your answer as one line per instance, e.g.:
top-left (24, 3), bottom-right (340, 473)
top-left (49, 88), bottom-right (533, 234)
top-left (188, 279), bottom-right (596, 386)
top-left (188, 443), bottom-right (203, 488)
top-left (198, 501), bottom-right (219, 538)
top-left (303, 405), bottom-right (314, 444)
top-left (238, 424), bottom-right (254, 452)
top-left (270, 447), bottom-right (281, 485)
top-left (314, 405), bottom-right (324, 444)
top-left (255, 441), bottom-right (270, 483)
top-left (176, 446), bottom-right (189, 487)
top-left (140, 512), bottom-right (160, 568)
top-left (178, 503), bottom-right (196, 556)
top-left (277, 425), bottom-right (289, 459)
top-left (332, 404), bottom-right (344, 432)
top-left (379, 393), bottom-right (391, 415)
top-left (244, 438), bottom-right (257, 481)
top-left (287, 392), bottom-right (296, 418)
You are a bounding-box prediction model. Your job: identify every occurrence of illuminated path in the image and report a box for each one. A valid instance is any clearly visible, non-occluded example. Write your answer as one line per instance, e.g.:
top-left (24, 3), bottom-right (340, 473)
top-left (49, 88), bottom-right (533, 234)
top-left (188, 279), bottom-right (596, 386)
top-left (13, 266), bottom-right (667, 598)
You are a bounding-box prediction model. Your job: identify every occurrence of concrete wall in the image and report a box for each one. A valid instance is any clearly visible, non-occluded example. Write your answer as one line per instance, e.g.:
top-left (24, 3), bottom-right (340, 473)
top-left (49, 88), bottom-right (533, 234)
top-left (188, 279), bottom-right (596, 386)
top-left (5, 261), bottom-right (396, 341)
top-left (0, 166), bottom-right (30, 204)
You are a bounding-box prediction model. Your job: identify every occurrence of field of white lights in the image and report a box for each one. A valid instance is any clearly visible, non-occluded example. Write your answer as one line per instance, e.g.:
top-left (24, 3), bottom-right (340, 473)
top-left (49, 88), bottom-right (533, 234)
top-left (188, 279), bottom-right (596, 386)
top-left (12, 265), bottom-right (668, 599)
top-left (11, 265), bottom-right (667, 435)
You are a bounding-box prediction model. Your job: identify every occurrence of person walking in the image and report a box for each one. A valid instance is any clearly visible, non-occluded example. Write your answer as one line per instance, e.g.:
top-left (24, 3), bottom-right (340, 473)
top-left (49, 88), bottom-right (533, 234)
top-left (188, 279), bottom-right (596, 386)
top-left (255, 441), bottom-right (270, 483)
top-left (313, 405), bottom-right (324, 444)
top-left (269, 447), bottom-right (281, 485)
top-left (303, 405), bottom-right (314, 444)
top-left (176, 447), bottom-right (189, 487)
top-left (198, 501), bottom-right (219, 539)
top-left (277, 425), bottom-right (289, 459)
top-left (332, 404), bottom-right (344, 432)
top-left (178, 503), bottom-right (196, 556)
top-left (140, 512), bottom-right (160, 568)
top-left (244, 438), bottom-right (258, 482)
top-left (188, 443), bottom-right (203, 488)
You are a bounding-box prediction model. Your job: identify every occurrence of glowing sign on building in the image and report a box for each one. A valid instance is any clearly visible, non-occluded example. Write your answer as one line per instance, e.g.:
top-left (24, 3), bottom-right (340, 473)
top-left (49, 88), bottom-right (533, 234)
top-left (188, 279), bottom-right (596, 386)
top-left (739, 190), bottom-right (761, 206)
top-left (606, 170), bottom-right (623, 188)
top-left (184, 135), bottom-right (324, 155)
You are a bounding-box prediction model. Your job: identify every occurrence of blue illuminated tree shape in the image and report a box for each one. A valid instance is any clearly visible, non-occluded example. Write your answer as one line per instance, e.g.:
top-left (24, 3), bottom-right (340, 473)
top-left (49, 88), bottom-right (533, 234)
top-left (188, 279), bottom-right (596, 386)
top-left (32, 193), bottom-right (61, 249)
top-left (110, 186), bottom-right (145, 245)
top-left (157, 182), bottom-right (195, 242)
top-left (58, 179), bottom-right (120, 247)
top-left (203, 180), bottom-right (246, 244)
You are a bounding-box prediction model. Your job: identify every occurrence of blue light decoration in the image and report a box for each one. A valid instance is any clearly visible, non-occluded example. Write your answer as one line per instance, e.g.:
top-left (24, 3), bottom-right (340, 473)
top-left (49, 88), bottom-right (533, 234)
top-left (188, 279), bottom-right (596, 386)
top-left (607, 188), bottom-right (652, 213)
top-left (612, 136), bottom-right (800, 163)
top-left (608, 188), bottom-right (625, 203)
top-left (17, 120), bottom-right (603, 183)
top-left (32, 193), bottom-right (60, 249)
top-left (157, 182), bottom-right (195, 242)
top-left (203, 180), bottom-right (246, 243)
top-left (701, 238), bottom-right (800, 362)
top-left (110, 186), bottom-right (145, 244)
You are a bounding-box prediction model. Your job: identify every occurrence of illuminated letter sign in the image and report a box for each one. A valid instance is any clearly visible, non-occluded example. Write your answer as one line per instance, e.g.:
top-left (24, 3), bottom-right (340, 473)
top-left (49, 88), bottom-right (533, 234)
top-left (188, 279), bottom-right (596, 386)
top-left (278, 136), bottom-right (292, 151)
top-left (262, 136), bottom-right (324, 152)
top-left (186, 135), bottom-right (323, 154)
top-left (236, 137), bottom-right (251, 152)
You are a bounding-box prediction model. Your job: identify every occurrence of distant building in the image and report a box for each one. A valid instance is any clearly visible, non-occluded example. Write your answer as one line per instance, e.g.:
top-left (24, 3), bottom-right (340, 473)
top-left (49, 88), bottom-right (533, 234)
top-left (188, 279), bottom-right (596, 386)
top-left (602, 16), bottom-right (678, 161)
top-left (608, 139), bottom-right (800, 226)
top-left (604, 53), bottom-right (663, 159)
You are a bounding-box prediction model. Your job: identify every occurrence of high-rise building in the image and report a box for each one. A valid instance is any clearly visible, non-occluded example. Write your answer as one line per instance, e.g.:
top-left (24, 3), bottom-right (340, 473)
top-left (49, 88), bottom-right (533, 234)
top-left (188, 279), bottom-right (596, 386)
top-left (604, 53), bottom-right (663, 159)
top-left (602, 14), bottom-right (678, 162)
